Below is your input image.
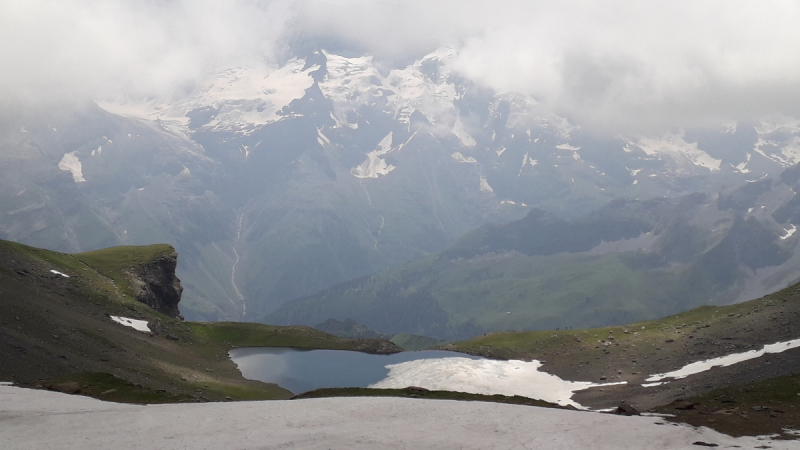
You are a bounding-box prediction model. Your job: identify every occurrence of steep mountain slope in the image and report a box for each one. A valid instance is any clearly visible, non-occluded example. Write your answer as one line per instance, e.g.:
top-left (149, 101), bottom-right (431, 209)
top-left (266, 168), bottom-right (800, 339)
top-left (4, 48), bottom-right (800, 321)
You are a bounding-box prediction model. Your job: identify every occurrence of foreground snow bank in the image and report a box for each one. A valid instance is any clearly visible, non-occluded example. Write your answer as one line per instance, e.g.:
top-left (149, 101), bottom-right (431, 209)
top-left (0, 386), bottom-right (794, 450)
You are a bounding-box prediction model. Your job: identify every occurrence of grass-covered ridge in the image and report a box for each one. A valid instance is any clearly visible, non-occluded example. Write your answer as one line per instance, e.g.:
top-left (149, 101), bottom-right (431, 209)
top-left (439, 282), bottom-right (800, 438)
top-left (189, 321), bottom-right (400, 354)
top-left (0, 238), bottom-right (398, 404)
top-left (73, 244), bottom-right (177, 301)
top-left (441, 291), bottom-right (797, 359)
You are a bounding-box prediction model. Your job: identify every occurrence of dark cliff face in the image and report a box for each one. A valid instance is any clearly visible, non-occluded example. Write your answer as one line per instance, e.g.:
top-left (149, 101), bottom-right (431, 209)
top-left (125, 253), bottom-right (184, 318)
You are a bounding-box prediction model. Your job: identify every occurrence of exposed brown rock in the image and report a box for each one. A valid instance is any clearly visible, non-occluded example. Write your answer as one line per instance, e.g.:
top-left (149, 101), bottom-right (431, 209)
top-left (125, 253), bottom-right (184, 318)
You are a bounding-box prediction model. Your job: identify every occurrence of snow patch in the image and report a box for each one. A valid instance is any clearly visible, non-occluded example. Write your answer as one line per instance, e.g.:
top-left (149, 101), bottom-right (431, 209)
top-left (316, 128), bottom-right (331, 148)
top-left (781, 224), bottom-right (797, 240)
top-left (110, 316), bottom-right (151, 333)
top-left (636, 134), bottom-right (722, 172)
top-left (731, 153), bottom-right (752, 173)
top-left (452, 151), bottom-right (476, 164)
top-left (479, 175), bottom-right (493, 193)
top-left (646, 337), bottom-right (800, 382)
top-left (754, 137), bottom-right (800, 167)
top-left (452, 116), bottom-right (476, 147)
top-left (519, 152), bottom-right (538, 176)
top-left (58, 152), bottom-right (86, 183)
top-left (50, 270), bottom-right (69, 278)
top-left (369, 357), bottom-right (625, 409)
top-left (352, 132), bottom-right (396, 179)
top-left (500, 200), bottom-right (516, 205)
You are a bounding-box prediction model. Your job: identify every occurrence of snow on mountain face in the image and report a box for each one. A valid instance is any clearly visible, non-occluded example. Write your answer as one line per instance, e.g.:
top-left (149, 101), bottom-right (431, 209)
top-left (58, 151), bottom-right (85, 182)
top-left (352, 132), bottom-right (396, 178)
top-left (319, 47), bottom-right (463, 131)
top-left (634, 133), bottom-right (723, 173)
top-left (452, 151), bottom-right (477, 164)
top-left (452, 116), bottom-right (476, 147)
top-left (319, 52), bottom-right (384, 107)
top-left (97, 58), bottom-right (318, 134)
top-left (94, 47), bottom-right (800, 184)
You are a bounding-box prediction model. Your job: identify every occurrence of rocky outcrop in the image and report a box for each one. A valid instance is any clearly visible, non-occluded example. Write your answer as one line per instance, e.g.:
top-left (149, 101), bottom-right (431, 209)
top-left (351, 338), bottom-right (403, 355)
top-left (125, 252), bottom-right (184, 319)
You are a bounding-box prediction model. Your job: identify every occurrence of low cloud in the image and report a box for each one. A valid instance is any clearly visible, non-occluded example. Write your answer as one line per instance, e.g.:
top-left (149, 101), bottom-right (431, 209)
top-left (0, 0), bottom-right (292, 101)
top-left (2, 0), bottom-right (799, 133)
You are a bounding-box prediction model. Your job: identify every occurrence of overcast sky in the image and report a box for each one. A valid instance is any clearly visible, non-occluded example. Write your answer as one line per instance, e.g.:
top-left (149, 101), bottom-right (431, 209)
top-left (2, 0), bottom-right (799, 133)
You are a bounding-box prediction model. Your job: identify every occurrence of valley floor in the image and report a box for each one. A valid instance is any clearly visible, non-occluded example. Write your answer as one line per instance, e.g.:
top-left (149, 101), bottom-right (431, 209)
top-left (1, 384), bottom-right (796, 450)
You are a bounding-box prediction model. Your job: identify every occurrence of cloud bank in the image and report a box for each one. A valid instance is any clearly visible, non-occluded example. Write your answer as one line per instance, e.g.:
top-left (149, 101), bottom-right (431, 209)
top-left (2, 0), bottom-right (800, 132)
top-left (0, 0), bottom-right (292, 100)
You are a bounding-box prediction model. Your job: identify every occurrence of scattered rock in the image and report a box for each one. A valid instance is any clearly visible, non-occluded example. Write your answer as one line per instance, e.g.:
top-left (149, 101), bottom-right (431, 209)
top-left (124, 253), bottom-right (183, 318)
top-left (692, 442), bottom-right (718, 447)
top-left (674, 402), bottom-right (699, 411)
top-left (613, 402), bottom-right (640, 416)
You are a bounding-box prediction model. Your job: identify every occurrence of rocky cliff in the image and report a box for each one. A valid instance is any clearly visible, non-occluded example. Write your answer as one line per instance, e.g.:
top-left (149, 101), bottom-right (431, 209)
top-left (124, 252), bottom-right (184, 319)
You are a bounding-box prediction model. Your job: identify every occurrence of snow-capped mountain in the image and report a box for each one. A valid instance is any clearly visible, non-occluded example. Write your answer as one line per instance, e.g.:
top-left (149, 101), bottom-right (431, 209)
top-left (4, 47), bottom-right (800, 321)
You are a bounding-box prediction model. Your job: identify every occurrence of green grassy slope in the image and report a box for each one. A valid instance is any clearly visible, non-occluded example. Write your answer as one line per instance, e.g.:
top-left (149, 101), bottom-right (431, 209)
top-left (73, 244), bottom-right (176, 300)
top-left (266, 194), bottom-right (793, 340)
top-left (0, 239), bottom-right (399, 404)
top-left (266, 249), bottom-right (742, 339)
top-left (440, 283), bottom-right (800, 438)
